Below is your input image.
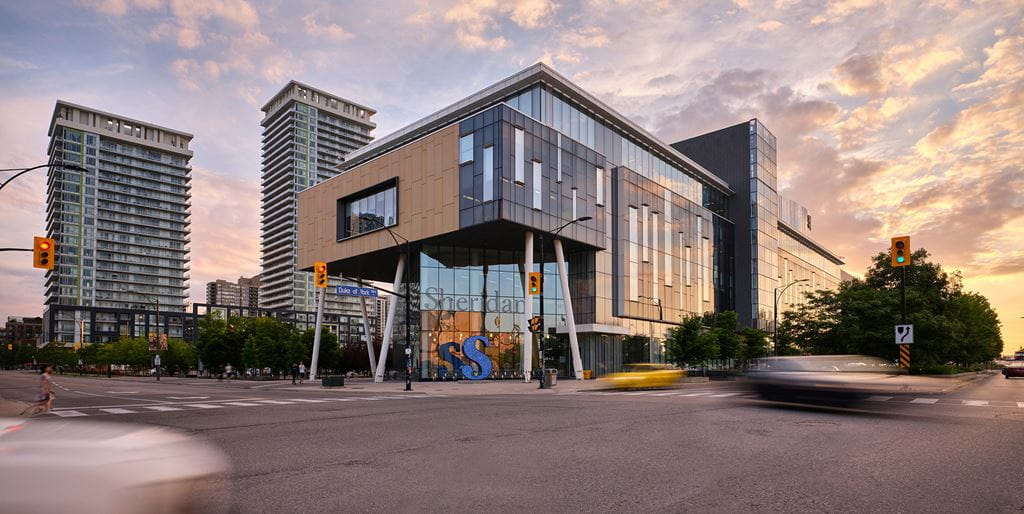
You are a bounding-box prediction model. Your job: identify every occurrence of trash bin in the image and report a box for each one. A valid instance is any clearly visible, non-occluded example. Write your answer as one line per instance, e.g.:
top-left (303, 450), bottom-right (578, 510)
top-left (543, 368), bottom-right (558, 388)
top-left (322, 375), bottom-right (344, 387)
top-left (583, 369), bottom-right (592, 380)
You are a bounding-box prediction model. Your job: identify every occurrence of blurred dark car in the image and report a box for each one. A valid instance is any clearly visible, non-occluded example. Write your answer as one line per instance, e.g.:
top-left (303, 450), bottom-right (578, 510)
top-left (0, 418), bottom-right (230, 513)
top-left (747, 355), bottom-right (904, 406)
top-left (1003, 364), bottom-right (1024, 379)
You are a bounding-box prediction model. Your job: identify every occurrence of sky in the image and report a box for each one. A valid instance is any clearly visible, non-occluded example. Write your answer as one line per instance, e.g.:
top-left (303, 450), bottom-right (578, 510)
top-left (0, 0), bottom-right (1020, 351)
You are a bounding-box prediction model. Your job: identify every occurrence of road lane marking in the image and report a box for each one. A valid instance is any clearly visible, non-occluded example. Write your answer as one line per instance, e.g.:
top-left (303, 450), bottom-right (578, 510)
top-left (254, 400), bottom-right (296, 405)
top-left (145, 406), bottom-right (182, 412)
top-left (910, 398), bottom-right (939, 404)
top-left (100, 408), bottom-right (136, 414)
top-left (867, 396), bottom-right (893, 402)
top-left (223, 402), bottom-right (261, 407)
top-left (963, 400), bottom-right (988, 407)
top-left (287, 399), bottom-right (328, 403)
top-left (1018, 402), bottom-right (1024, 408)
top-left (186, 404), bottom-right (223, 409)
top-left (106, 391), bottom-right (139, 394)
top-left (167, 396), bottom-right (209, 400)
top-left (681, 392), bottom-right (714, 397)
top-left (651, 392), bottom-right (683, 396)
top-left (710, 392), bottom-right (742, 398)
top-left (322, 398), bottom-right (355, 401)
top-left (51, 410), bottom-right (88, 417)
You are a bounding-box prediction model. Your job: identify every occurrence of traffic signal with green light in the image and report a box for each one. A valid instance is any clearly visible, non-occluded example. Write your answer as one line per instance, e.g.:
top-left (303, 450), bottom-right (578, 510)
top-left (314, 261), bottom-right (328, 288)
top-left (891, 236), bottom-right (911, 267)
top-left (528, 272), bottom-right (542, 295)
top-left (33, 236), bottom-right (55, 270)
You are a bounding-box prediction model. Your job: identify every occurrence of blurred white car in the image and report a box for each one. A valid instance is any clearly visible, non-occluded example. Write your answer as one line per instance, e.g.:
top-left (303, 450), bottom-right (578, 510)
top-left (747, 355), bottom-right (905, 405)
top-left (0, 418), bottom-right (230, 514)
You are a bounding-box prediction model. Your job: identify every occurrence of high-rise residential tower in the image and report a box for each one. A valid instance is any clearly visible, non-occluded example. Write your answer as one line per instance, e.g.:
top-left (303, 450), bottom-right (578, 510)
top-left (45, 101), bottom-right (192, 343)
top-left (259, 81), bottom-right (375, 315)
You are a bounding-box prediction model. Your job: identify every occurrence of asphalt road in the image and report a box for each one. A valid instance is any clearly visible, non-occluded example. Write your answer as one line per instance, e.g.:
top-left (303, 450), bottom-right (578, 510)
top-left (2, 371), bottom-right (1023, 512)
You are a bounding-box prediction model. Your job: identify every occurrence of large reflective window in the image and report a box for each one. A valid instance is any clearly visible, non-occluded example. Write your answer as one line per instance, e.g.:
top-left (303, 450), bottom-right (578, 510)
top-left (337, 182), bottom-right (398, 239)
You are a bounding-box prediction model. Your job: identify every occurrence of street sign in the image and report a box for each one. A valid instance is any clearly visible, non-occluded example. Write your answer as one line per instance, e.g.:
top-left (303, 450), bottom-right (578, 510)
top-left (336, 285), bottom-right (378, 297)
top-left (899, 344), bottom-right (910, 368)
top-left (895, 324), bottom-right (913, 344)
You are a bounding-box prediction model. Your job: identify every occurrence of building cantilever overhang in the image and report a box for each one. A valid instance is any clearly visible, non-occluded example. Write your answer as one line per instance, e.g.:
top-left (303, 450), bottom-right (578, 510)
top-left (334, 62), bottom-right (733, 196)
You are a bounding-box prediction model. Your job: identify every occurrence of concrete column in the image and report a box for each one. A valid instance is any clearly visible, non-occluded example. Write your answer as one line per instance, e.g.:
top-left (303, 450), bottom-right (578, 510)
top-left (374, 254), bottom-right (405, 383)
top-left (521, 232), bottom-right (534, 383)
top-left (553, 239), bottom-right (584, 379)
top-left (359, 296), bottom-right (377, 376)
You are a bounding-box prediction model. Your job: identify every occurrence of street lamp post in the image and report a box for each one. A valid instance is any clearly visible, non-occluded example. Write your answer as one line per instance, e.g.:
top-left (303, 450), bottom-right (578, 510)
top-left (0, 163), bottom-right (86, 192)
top-left (537, 216), bottom-right (591, 389)
top-left (359, 215), bottom-right (413, 391)
top-left (773, 278), bottom-right (810, 354)
top-left (638, 295), bottom-right (663, 362)
top-left (123, 288), bottom-right (161, 380)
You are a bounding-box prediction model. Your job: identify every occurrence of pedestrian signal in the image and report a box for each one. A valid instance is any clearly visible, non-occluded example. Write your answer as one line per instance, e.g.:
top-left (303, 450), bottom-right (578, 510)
top-left (529, 316), bottom-right (543, 334)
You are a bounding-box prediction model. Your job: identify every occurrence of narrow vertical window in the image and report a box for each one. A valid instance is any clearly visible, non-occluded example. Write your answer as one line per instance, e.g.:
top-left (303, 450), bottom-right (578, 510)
top-left (685, 244), bottom-right (692, 287)
top-left (652, 212), bottom-right (659, 301)
top-left (595, 167), bottom-right (604, 205)
top-left (514, 128), bottom-right (524, 184)
top-left (571, 188), bottom-right (577, 219)
top-left (482, 146), bottom-right (494, 202)
top-left (641, 205), bottom-right (649, 263)
top-left (628, 206), bottom-right (639, 302)
top-left (665, 218), bottom-right (672, 288)
top-left (532, 161), bottom-right (542, 210)
top-left (556, 135), bottom-right (562, 183)
top-left (459, 134), bottom-right (473, 164)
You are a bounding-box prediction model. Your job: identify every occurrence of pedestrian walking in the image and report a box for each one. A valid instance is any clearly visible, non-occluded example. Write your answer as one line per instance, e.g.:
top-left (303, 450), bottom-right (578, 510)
top-left (21, 365), bottom-right (55, 416)
top-left (299, 362), bottom-right (306, 384)
top-left (291, 363), bottom-right (299, 384)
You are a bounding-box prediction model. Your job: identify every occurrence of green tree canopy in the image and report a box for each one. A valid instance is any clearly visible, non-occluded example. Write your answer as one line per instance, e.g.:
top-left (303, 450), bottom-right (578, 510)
top-left (782, 248), bottom-right (1002, 369)
top-left (665, 315), bottom-right (718, 367)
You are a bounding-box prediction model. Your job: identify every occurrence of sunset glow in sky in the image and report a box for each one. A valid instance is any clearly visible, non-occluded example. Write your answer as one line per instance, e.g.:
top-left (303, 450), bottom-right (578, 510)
top-left (0, 0), bottom-right (1020, 351)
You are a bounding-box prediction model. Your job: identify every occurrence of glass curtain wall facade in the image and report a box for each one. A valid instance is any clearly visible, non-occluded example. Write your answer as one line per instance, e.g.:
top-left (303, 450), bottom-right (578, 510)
top-left (748, 120), bottom-right (779, 330)
top-left (260, 82), bottom-right (375, 321)
top-left (45, 102), bottom-right (192, 343)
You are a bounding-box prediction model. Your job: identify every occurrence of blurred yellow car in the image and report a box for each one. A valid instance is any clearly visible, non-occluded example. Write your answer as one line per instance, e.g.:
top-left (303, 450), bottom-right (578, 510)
top-left (599, 363), bottom-right (685, 390)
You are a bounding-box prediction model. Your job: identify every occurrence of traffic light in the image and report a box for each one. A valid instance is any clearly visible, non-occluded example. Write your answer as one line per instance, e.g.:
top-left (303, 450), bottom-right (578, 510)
top-left (529, 316), bottom-right (543, 334)
top-left (313, 261), bottom-right (328, 288)
top-left (528, 272), bottom-right (542, 295)
top-left (33, 236), bottom-right (55, 270)
top-left (890, 236), bottom-right (911, 267)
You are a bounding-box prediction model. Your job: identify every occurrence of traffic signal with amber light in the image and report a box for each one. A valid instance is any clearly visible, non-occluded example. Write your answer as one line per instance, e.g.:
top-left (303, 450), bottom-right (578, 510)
top-left (529, 315), bottom-right (543, 334)
top-left (528, 272), bottom-right (542, 295)
top-left (313, 261), bottom-right (328, 288)
top-left (890, 236), bottom-right (911, 267)
top-left (33, 236), bottom-right (55, 270)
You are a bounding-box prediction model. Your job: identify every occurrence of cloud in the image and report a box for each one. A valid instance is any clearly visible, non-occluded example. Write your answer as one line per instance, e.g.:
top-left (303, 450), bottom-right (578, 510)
top-left (833, 34), bottom-right (965, 97)
top-left (443, 0), bottom-right (559, 50)
top-left (758, 20), bottom-right (784, 31)
top-left (0, 56), bottom-right (39, 72)
top-left (303, 14), bottom-right (354, 42)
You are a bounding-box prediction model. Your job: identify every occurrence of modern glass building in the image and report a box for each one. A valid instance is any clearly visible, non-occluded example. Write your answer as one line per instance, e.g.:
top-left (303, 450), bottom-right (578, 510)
top-left (44, 101), bottom-right (193, 343)
top-left (297, 64), bottom-right (841, 380)
top-left (259, 81), bottom-right (376, 322)
top-left (672, 120), bottom-right (843, 330)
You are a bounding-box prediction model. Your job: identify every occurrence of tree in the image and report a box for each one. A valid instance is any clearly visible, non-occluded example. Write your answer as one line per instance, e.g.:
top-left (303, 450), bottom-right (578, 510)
top-left (622, 335), bottom-right (649, 364)
top-left (711, 311), bottom-right (742, 360)
top-left (740, 327), bottom-right (770, 361)
top-left (293, 327), bottom-right (342, 373)
top-left (101, 338), bottom-right (150, 369)
top-left (665, 315), bottom-right (718, 367)
top-left (162, 339), bottom-right (197, 374)
top-left (782, 247), bottom-right (1003, 369)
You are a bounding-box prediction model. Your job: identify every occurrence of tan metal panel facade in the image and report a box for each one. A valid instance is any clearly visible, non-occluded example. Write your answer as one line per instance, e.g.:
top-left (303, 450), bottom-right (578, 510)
top-left (297, 124), bottom-right (460, 271)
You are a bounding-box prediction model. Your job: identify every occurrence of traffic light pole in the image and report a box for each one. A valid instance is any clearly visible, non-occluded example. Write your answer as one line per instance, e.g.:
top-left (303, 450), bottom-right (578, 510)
top-left (537, 233), bottom-right (545, 389)
top-left (900, 266), bottom-right (907, 324)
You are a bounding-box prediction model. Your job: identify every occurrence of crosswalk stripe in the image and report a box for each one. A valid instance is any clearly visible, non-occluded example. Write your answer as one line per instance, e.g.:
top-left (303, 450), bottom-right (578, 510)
top-left (255, 400), bottom-right (295, 405)
top-left (186, 404), bottom-right (223, 409)
top-left (223, 402), bottom-right (261, 407)
top-left (867, 396), bottom-right (893, 402)
top-left (963, 400), bottom-right (988, 406)
top-left (100, 408), bottom-right (136, 414)
top-left (52, 410), bottom-right (87, 417)
top-left (710, 392), bottom-right (742, 398)
top-left (287, 399), bottom-right (328, 403)
top-left (910, 398), bottom-right (939, 404)
top-left (1018, 402), bottom-right (1024, 408)
top-left (145, 406), bottom-right (182, 412)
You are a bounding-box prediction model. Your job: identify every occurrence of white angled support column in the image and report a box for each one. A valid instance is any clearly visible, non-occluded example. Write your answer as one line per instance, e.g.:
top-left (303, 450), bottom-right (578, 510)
top-left (521, 232), bottom-right (534, 383)
top-left (309, 285), bottom-right (327, 381)
top-left (359, 296), bottom-right (377, 376)
top-left (374, 254), bottom-right (405, 383)
top-left (553, 238), bottom-right (584, 379)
